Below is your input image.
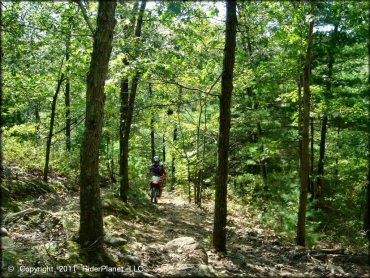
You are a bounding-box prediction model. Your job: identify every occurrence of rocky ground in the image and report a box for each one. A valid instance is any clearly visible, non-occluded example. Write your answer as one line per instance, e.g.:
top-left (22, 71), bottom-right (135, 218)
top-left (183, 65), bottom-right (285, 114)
top-left (1, 165), bottom-right (369, 277)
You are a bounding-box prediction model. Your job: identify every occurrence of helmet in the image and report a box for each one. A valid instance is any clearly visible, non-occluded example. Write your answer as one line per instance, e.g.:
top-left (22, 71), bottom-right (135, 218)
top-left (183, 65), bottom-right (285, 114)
top-left (153, 156), bottom-right (160, 162)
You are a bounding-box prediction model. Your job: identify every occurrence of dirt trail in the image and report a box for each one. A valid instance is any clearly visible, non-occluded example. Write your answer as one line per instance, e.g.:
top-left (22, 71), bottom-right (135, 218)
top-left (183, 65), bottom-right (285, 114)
top-left (125, 191), bottom-right (369, 277)
top-left (2, 176), bottom-right (369, 277)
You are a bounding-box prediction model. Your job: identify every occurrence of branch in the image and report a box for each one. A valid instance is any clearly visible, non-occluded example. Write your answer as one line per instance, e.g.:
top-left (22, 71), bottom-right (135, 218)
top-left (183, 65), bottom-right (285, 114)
top-left (74, 0), bottom-right (95, 35)
top-left (152, 78), bottom-right (219, 97)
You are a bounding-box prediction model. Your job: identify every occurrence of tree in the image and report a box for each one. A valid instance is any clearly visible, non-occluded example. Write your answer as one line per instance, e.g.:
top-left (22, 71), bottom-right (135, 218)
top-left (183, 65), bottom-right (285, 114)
top-left (296, 0), bottom-right (315, 247)
top-left (79, 0), bottom-right (117, 252)
top-left (0, 0), bottom-right (3, 185)
top-left (43, 70), bottom-right (65, 182)
top-left (120, 0), bottom-right (146, 202)
top-left (213, 0), bottom-right (237, 252)
top-left (365, 0), bottom-right (370, 263)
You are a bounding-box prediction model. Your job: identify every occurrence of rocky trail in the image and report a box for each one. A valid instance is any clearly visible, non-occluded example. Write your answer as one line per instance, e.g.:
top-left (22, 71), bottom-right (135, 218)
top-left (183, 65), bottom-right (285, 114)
top-left (1, 168), bottom-right (369, 277)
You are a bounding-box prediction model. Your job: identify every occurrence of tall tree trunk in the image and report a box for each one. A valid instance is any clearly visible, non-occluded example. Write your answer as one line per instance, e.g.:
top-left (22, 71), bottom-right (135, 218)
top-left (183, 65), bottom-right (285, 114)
top-left (43, 73), bottom-right (65, 182)
top-left (310, 116), bottom-right (314, 198)
top-left (296, 0), bottom-right (315, 247)
top-left (316, 115), bottom-right (328, 208)
top-left (79, 0), bottom-right (116, 252)
top-left (120, 73), bottom-right (140, 202)
top-left (315, 24), bottom-right (337, 208)
top-left (162, 134), bottom-right (166, 162)
top-left (119, 1), bottom-right (138, 197)
top-left (171, 124), bottom-right (177, 190)
top-left (149, 82), bottom-right (155, 159)
top-left (213, 0), bottom-right (237, 252)
top-left (0, 1), bottom-right (3, 185)
top-left (200, 101), bottom-right (208, 207)
top-left (196, 103), bottom-right (203, 205)
top-left (120, 0), bottom-right (146, 202)
top-left (365, 0), bottom-right (370, 264)
top-left (65, 29), bottom-right (71, 151)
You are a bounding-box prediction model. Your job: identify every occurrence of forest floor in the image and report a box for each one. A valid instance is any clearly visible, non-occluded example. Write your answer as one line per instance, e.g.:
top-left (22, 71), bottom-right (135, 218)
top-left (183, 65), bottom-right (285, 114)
top-left (1, 163), bottom-right (369, 277)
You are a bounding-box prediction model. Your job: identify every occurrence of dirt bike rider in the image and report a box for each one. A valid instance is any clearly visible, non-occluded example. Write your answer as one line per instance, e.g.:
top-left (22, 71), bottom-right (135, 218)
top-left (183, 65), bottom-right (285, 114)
top-left (148, 156), bottom-right (167, 198)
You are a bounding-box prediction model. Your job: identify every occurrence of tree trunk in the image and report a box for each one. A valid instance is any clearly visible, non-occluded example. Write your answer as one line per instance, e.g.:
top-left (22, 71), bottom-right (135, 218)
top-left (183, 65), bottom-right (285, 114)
top-left (120, 0), bottom-right (146, 202)
top-left (315, 24), bottom-right (337, 208)
top-left (196, 103), bottom-right (203, 206)
top-left (213, 0), bottom-right (237, 253)
top-left (149, 82), bottom-right (155, 159)
top-left (79, 0), bottom-right (116, 252)
top-left (296, 0), bottom-right (315, 247)
top-left (43, 73), bottom-right (65, 182)
top-left (120, 73), bottom-right (140, 202)
top-left (65, 29), bottom-right (71, 151)
top-left (119, 0), bottom-right (138, 196)
top-left (310, 116), bottom-right (314, 198)
top-left (0, 1), bottom-right (3, 185)
top-left (365, 0), bottom-right (370, 264)
top-left (171, 124), bottom-right (177, 190)
top-left (162, 134), bottom-right (166, 162)
top-left (316, 114), bottom-right (328, 208)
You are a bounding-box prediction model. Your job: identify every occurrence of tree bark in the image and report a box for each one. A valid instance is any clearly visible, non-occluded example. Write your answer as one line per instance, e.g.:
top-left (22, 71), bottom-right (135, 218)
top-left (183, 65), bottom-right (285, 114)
top-left (365, 0), bottom-right (370, 264)
top-left (296, 0), bottom-right (315, 247)
top-left (79, 0), bottom-right (116, 252)
top-left (120, 0), bottom-right (146, 202)
top-left (43, 72), bottom-right (65, 182)
top-left (65, 28), bottom-right (71, 151)
top-left (162, 134), bottom-right (166, 162)
top-left (149, 82), bottom-right (155, 159)
top-left (316, 114), bottom-right (328, 208)
top-left (0, 1), bottom-right (3, 184)
top-left (171, 124), bottom-right (177, 190)
top-left (310, 116), bottom-right (314, 198)
top-left (213, 0), bottom-right (237, 252)
top-left (316, 24), bottom-right (337, 208)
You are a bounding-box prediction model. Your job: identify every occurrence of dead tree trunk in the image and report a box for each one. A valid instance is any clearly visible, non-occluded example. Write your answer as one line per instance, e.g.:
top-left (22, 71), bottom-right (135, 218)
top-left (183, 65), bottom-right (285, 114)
top-left (296, 0), bottom-right (315, 247)
top-left (79, 0), bottom-right (116, 252)
top-left (213, 0), bottom-right (237, 252)
top-left (43, 72), bottom-right (65, 182)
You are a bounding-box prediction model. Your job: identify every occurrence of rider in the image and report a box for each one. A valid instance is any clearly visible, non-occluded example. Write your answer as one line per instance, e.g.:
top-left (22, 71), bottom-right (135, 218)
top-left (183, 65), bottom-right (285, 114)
top-left (148, 156), bottom-right (167, 197)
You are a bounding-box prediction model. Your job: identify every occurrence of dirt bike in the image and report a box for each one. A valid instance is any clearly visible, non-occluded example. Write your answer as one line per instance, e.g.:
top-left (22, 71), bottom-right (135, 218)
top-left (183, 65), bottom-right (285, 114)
top-left (150, 176), bottom-right (162, 203)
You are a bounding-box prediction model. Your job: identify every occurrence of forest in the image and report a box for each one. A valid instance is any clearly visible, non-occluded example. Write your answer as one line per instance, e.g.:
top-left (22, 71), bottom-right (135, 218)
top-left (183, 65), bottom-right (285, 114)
top-left (1, 0), bottom-right (369, 277)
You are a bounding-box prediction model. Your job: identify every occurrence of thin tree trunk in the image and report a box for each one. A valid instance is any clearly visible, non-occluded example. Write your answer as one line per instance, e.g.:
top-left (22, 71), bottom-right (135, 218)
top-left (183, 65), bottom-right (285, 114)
top-left (196, 103), bottom-right (203, 205)
top-left (120, 0), bottom-right (146, 202)
top-left (296, 0), bottom-right (315, 247)
top-left (79, 0), bottom-right (116, 252)
top-left (335, 123), bottom-right (340, 184)
top-left (149, 82), bottom-right (155, 159)
top-left (162, 135), bottom-right (166, 162)
top-left (119, 1), bottom-right (138, 196)
top-left (315, 24), bottom-right (337, 208)
top-left (43, 73), bottom-right (65, 182)
top-left (171, 124), bottom-right (177, 190)
top-left (200, 101), bottom-right (208, 207)
top-left (365, 0), bottom-right (370, 264)
top-left (65, 28), bottom-right (71, 151)
top-left (120, 73), bottom-right (140, 202)
top-left (0, 1), bottom-right (3, 185)
top-left (316, 115), bottom-right (328, 208)
top-left (213, 0), bottom-right (237, 252)
top-left (310, 116), bottom-right (314, 198)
